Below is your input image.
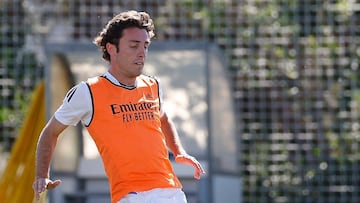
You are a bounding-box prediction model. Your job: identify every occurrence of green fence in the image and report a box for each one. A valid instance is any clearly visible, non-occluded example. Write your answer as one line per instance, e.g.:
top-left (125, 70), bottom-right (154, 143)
top-left (1, 0), bottom-right (359, 202)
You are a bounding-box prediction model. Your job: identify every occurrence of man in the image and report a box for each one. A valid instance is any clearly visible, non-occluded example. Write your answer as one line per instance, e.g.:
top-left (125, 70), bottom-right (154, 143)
top-left (33, 10), bottom-right (205, 203)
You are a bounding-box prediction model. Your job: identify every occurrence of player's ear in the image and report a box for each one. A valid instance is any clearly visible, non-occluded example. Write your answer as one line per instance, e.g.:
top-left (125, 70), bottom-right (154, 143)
top-left (106, 42), bottom-right (117, 55)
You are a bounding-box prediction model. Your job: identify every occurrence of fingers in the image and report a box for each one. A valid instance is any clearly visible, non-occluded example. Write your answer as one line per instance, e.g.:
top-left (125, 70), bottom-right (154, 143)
top-left (175, 154), bottom-right (206, 179)
top-left (35, 193), bottom-right (40, 201)
top-left (193, 161), bottom-right (206, 180)
top-left (47, 179), bottom-right (62, 189)
top-left (33, 178), bottom-right (46, 200)
top-left (33, 185), bottom-right (40, 201)
top-left (32, 178), bottom-right (62, 200)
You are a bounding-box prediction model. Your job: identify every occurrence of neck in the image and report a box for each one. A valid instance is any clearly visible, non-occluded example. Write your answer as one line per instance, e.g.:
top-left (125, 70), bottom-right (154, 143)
top-left (108, 69), bottom-right (137, 86)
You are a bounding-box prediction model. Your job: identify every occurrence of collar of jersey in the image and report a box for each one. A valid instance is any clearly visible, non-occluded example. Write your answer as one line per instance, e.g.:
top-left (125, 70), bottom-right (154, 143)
top-left (103, 71), bottom-right (137, 90)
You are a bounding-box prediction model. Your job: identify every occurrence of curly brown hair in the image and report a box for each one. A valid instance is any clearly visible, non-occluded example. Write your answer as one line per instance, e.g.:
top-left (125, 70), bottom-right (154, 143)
top-left (93, 10), bottom-right (155, 62)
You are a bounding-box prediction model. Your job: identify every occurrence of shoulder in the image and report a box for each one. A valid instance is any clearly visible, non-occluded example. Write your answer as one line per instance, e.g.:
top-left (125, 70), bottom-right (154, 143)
top-left (65, 81), bottom-right (90, 103)
top-left (139, 74), bottom-right (160, 85)
top-left (140, 74), bottom-right (157, 80)
top-left (55, 81), bottom-right (93, 126)
top-left (86, 76), bottom-right (103, 86)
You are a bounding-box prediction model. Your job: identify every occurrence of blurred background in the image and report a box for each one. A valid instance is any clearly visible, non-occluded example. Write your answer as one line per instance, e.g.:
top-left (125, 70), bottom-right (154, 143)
top-left (0, 0), bottom-right (359, 203)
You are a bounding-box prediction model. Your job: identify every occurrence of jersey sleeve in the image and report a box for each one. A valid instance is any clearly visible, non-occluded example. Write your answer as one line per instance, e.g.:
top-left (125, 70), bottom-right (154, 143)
top-left (54, 81), bottom-right (92, 126)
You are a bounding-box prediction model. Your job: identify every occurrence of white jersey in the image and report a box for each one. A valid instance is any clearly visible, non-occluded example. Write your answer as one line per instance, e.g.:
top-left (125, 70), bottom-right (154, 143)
top-left (54, 72), bottom-right (164, 126)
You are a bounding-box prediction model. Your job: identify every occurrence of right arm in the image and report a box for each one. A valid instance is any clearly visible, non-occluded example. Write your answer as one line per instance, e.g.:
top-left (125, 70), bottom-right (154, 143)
top-left (32, 82), bottom-right (92, 200)
top-left (33, 116), bottom-right (67, 200)
top-left (35, 116), bottom-right (67, 178)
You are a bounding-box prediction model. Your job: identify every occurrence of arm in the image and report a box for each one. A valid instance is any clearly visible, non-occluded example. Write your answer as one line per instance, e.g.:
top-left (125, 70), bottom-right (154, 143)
top-left (160, 112), bottom-right (205, 179)
top-left (33, 116), bottom-right (67, 200)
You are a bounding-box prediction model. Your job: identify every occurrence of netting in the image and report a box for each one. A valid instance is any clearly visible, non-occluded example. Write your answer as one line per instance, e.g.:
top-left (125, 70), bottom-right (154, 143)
top-left (0, 0), bottom-right (359, 203)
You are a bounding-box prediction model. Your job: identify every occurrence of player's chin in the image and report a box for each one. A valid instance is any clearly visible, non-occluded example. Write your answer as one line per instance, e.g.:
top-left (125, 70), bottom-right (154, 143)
top-left (135, 67), bottom-right (144, 75)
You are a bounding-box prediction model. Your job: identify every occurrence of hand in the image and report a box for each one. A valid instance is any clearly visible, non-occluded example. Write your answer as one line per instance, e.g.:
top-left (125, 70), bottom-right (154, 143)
top-left (175, 154), bottom-right (206, 179)
top-left (32, 178), bottom-right (61, 200)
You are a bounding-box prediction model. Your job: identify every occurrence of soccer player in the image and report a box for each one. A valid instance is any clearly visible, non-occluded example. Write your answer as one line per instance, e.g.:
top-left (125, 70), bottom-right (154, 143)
top-left (32, 10), bottom-right (205, 203)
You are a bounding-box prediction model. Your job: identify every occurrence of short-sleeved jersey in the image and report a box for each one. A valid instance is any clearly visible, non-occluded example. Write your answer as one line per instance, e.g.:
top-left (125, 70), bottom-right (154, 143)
top-left (54, 72), bottom-right (165, 126)
top-left (86, 75), bottom-right (182, 203)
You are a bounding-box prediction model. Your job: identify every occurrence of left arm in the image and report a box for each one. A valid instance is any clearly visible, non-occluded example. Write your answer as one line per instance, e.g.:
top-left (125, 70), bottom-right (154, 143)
top-left (160, 112), bottom-right (205, 179)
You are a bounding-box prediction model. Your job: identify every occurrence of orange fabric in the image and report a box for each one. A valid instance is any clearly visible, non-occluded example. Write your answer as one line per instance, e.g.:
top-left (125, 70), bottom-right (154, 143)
top-left (86, 75), bottom-right (182, 203)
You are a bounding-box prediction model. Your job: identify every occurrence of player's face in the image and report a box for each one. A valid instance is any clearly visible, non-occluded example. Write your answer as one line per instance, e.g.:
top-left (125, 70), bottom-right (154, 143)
top-left (109, 27), bottom-right (150, 81)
